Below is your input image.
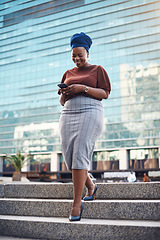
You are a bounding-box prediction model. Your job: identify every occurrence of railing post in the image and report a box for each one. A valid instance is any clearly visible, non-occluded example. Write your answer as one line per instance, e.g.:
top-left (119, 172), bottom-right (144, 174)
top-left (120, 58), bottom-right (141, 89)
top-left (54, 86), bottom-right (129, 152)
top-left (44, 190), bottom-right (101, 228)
top-left (0, 157), bottom-right (3, 173)
top-left (119, 149), bottom-right (129, 170)
top-left (51, 152), bottom-right (59, 171)
top-left (158, 147), bottom-right (160, 169)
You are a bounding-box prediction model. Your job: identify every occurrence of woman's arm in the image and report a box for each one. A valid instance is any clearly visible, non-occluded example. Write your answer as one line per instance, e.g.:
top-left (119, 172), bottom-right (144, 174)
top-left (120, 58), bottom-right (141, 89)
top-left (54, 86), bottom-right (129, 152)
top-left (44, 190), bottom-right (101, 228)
top-left (59, 93), bottom-right (66, 106)
top-left (84, 86), bottom-right (109, 100)
top-left (60, 84), bottom-right (109, 100)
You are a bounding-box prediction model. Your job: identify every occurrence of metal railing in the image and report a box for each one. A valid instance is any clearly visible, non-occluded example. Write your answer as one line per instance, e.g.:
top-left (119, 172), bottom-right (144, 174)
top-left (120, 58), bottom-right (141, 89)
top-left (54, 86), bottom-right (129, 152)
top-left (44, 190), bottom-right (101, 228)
top-left (0, 168), bottom-right (160, 182)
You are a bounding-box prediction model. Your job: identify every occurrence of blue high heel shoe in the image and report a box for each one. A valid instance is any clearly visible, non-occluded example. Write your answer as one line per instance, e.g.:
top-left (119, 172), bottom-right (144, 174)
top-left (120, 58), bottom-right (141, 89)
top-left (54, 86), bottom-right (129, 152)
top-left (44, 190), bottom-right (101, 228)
top-left (83, 185), bottom-right (97, 201)
top-left (69, 203), bottom-right (84, 222)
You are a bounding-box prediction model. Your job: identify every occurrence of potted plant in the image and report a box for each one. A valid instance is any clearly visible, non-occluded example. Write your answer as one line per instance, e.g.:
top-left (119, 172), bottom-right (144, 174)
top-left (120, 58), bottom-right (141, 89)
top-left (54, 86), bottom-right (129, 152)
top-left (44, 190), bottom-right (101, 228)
top-left (6, 150), bottom-right (33, 181)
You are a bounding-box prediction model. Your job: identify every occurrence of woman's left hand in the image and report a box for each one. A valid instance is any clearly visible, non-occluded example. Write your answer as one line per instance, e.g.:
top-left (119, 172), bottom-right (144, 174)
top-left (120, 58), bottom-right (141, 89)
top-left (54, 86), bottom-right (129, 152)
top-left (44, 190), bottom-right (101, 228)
top-left (60, 84), bottom-right (85, 96)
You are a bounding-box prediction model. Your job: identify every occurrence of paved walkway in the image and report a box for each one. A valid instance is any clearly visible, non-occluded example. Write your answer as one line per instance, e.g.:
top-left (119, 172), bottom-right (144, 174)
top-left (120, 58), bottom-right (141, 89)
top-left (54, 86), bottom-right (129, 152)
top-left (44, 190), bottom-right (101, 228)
top-left (0, 177), bottom-right (30, 184)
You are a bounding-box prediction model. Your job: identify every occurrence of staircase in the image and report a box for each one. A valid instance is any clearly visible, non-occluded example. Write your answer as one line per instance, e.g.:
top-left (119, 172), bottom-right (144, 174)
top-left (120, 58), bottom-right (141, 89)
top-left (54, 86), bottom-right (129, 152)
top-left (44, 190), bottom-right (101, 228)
top-left (0, 182), bottom-right (160, 240)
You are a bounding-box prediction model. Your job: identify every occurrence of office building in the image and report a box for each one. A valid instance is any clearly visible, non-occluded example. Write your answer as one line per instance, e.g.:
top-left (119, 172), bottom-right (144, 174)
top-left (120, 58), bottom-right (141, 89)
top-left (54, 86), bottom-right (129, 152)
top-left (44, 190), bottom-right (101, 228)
top-left (0, 0), bottom-right (160, 172)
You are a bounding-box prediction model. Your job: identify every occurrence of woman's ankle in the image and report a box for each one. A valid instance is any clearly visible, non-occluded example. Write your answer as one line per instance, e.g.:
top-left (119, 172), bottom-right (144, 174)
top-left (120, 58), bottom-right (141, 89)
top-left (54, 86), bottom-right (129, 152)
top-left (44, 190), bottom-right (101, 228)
top-left (71, 202), bottom-right (81, 216)
top-left (72, 201), bottom-right (81, 208)
top-left (86, 183), bottom-right (95, 196)
top-left (88, 183), bottom-right (95, 190)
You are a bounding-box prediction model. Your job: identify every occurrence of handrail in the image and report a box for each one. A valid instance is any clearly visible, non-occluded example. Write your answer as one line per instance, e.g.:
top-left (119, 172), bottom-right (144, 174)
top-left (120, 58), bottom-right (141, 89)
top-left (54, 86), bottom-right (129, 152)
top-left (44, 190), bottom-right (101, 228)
top-left (0, 168), bottom-right (159, 175)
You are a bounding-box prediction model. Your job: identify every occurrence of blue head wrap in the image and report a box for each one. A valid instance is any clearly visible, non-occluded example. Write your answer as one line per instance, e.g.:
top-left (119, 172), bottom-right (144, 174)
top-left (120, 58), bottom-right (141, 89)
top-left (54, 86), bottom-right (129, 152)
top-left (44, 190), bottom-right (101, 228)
top-left (70, 32), bottom-right (92, 52)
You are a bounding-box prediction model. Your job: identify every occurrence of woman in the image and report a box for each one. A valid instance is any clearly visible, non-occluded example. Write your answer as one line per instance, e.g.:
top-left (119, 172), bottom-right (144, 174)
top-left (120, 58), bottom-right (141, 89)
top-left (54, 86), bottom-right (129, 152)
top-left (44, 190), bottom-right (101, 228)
top-left (58, 32), bottom-right (111, 221)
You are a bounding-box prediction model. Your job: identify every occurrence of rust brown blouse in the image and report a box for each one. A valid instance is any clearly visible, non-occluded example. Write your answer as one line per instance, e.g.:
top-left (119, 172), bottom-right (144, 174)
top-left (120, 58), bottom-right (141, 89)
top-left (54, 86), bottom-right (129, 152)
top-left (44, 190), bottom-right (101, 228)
top-left (59, 65), bottom-right (111, 100)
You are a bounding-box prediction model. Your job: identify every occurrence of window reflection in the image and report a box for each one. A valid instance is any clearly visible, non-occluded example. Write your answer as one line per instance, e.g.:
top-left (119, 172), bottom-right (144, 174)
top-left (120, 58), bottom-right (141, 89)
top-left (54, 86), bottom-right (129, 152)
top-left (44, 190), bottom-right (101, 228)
top-left (13, 122), bottom-right (60, 153)
top-left (93, 151), bottom-right (119, 170)
top-left (3, 157), bottom-right (15, 173)
top-left (30, 154), bottom-right (51, 172)
top-left (129, 148), bottom-right (159, 169)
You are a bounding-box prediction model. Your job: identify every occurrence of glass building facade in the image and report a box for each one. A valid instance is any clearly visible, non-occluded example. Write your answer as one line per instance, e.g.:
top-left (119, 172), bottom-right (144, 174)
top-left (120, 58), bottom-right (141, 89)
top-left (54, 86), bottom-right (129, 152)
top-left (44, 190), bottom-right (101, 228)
top-left (0, 0), bottom-right (160, 172)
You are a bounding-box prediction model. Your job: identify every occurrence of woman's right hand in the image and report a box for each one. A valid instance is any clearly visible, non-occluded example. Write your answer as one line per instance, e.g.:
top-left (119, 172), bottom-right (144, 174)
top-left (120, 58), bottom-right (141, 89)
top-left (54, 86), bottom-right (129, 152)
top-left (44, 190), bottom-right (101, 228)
top-left (60, 84), bottom-right (85, 96)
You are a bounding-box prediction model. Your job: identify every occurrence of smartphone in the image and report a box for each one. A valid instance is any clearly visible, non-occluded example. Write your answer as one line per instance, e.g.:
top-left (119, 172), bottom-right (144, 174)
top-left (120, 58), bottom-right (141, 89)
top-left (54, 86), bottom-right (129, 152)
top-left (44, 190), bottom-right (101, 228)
top-left (58, 83), bottom-right (68, 88)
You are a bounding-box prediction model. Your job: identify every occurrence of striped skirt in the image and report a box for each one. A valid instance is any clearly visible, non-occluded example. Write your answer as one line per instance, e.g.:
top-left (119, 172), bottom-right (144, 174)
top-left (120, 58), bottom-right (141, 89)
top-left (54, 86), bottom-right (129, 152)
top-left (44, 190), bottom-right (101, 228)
top-left (59, 95), bottom-right (104, 170)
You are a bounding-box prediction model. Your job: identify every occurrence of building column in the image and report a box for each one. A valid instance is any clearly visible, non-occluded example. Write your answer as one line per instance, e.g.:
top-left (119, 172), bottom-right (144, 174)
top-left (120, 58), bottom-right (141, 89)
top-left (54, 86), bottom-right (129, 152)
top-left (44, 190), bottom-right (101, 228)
top-left (158, 147), bottom-right (160, 169)
top-left (119, 149), bottom-right (129, 170)
top-left (0, 157), bottom-right (3, 172)
top-left (51, 152), bottom-right (59, 171)
top-left (21, 156), bottom-right (30, 172)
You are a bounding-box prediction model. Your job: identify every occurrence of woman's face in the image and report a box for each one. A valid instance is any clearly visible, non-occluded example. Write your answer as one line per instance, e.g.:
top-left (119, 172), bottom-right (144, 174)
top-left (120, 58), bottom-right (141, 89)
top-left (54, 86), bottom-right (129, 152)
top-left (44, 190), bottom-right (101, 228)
top-left (71, 47), bottom-right (89, 68)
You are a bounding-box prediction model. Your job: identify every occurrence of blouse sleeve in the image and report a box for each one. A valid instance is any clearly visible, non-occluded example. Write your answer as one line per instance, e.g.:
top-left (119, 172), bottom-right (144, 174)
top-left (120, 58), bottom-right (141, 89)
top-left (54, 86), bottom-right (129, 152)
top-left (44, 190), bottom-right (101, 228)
top-left (61, 70), bottom-right (68, 83)
top-left (97, 66), bottom-right (111, 94)
top-left (58, 70), bottom-right (68, 95)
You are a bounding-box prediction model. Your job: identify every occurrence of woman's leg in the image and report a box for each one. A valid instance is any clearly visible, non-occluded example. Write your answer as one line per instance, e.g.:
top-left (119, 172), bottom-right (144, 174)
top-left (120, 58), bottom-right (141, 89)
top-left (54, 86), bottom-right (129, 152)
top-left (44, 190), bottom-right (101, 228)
top-left (71, 169), bottom-right (87, 216)
top-left (85, 174), bottom-right (95, 197)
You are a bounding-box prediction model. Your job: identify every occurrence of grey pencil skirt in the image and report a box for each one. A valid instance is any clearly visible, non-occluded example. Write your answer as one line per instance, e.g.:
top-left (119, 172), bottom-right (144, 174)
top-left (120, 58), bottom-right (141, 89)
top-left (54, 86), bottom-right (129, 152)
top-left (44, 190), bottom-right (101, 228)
top-left (59, 95), bottom-right (104, 170)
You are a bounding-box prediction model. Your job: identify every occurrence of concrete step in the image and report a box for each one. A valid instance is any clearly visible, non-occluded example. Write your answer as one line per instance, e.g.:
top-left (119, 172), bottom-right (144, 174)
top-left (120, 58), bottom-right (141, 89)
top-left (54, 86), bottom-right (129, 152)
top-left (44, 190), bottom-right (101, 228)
top-left (0, 215), bottom-right (159, 240)
top-left (0, 236), bottom-right (41, 240)
top-left (0, 198), bottom-right (159, 221)
top-left (0, 182), bottom-right (160, 199)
